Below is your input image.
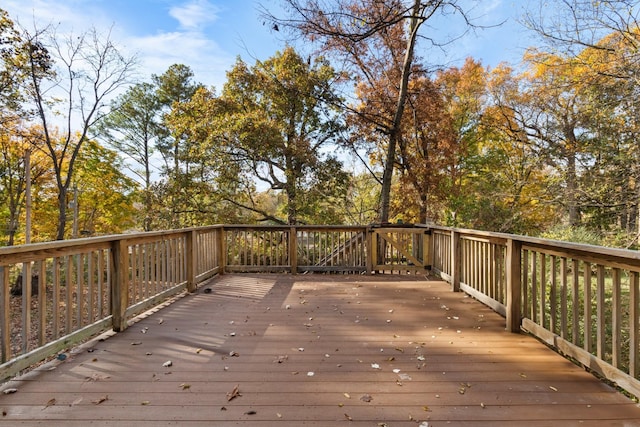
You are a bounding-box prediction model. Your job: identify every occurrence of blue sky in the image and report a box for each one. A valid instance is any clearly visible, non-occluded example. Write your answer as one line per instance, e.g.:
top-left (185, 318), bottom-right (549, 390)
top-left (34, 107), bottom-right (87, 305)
top-left (2, 0), bottom-right (536, 89)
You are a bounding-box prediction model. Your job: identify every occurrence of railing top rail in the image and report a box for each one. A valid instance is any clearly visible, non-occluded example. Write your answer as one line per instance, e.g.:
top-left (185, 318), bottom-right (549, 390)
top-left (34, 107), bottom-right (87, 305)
top-left (0, 225), bottom-right (225, 264)
top-left (427, 224), bottom-right (640, 265)
top-left (221, 224), bottom-right (369, 231)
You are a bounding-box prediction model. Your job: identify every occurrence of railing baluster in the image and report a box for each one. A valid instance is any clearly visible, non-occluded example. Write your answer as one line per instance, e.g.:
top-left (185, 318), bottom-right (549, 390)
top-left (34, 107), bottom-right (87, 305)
top-left (630, 271), bottom-right (639, 378)
top-left (560, 258), bottom-right (568, 340)
top-left (540, 253), bottom-right (546, 329)
top-left (1, 266), bottom-right (9, 362)
top-left (550, 255), bottom-right (557, 335)
top-left (583, 263), bottom-right (592, 353)
top-left (612, 267), bottom-right (621, 368)
top-left (597, 265), bottom-right (606, 360)
top-left (571, 259), bottom-right (580, 345)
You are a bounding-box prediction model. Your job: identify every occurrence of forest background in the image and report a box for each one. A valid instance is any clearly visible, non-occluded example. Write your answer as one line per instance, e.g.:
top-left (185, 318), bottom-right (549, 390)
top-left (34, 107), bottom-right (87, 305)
top-left (2, 0), bottom-right (640, 249)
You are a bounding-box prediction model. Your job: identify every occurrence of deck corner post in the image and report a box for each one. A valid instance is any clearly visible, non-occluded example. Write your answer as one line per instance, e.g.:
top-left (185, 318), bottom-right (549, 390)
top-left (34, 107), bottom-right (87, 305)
top-left (506, 238), bottom-right (523, 333)
top-left (451, 230), bottom-right (461, 292)
top-left (110, 238), bottom-right (128, 332)
top-left (186, 229), bottom-right (197, 293)
top-left (289, 226), bottom-right (297, 275)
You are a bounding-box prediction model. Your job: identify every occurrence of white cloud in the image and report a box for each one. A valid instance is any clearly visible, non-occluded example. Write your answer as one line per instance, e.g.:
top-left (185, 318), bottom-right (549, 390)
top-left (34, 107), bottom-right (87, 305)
top-left (128, 30), bottom-right (232, 88)
top-left (169, 0), bottom-right (220, 30)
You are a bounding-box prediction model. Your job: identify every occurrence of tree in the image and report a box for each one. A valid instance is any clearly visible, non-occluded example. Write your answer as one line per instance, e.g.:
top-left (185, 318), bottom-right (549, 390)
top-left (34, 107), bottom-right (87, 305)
top-left (169, 47), bottom-right (348, 225)
top-left (152, 64), bottom-right (203, 228)
top-left (96, 82), bottom-right (160, 231)
top-left (0, 8), bottom-right (25, 126)
top-left (267, 0), bottom-right (480, 222)
top-left (28, 138), bottom-right (138, 240)
top-left (20, 24), bottom-right (136, 240)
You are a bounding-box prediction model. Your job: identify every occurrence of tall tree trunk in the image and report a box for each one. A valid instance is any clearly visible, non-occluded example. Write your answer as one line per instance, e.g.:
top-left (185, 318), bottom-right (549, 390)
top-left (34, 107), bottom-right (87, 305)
top-left (379, 0), bottom-right (422, 223)
top-left (56, 185), bottom-right (68, 240)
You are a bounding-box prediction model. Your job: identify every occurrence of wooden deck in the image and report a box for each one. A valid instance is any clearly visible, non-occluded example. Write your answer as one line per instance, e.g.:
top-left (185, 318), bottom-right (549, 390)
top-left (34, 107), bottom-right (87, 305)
top-left (1, 274), bottom-right (639, 426)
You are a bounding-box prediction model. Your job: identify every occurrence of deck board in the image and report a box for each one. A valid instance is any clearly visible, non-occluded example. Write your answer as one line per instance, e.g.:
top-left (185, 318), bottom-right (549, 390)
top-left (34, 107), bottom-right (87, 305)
top-left (1, 274), bottom-right (639, 426)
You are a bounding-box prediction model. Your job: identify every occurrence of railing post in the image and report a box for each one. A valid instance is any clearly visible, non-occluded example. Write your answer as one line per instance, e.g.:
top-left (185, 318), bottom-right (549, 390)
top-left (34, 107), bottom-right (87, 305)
top-left (186, 230), bottom-right (196, 293)
top-left (366, 227), bottom-right (373, 275)
top-left (110, 239), bottom-right (128, 332)
top-left (423, 229), bottom-right (432, 270)
top-left (289, 226), bottom-right (297, 274)
top-left (506, 238), bottom-right (522, 333)
top-left (451, 230), bottom-right (461, 292)
top-left (217, 227), bottom-right (226, 275)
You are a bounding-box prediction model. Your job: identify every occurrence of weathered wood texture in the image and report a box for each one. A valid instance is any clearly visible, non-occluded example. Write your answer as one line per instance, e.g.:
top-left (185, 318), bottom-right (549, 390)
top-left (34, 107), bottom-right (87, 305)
top-left (1, 274), bottom-right (639, 426)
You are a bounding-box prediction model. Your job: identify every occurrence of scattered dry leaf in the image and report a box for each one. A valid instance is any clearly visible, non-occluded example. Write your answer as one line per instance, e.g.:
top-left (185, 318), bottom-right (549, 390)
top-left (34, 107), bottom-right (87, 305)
top-left (162, 360), bottom-right (172, 367)
top-left (92, 395), bottom-right (108, 405)
top-left (226, 384), bottom-right (241, 401)
top-left (274, 355), bottom-right (288, 364)
top-left (141, 401), bottom-right (150, 405)
top-left (2, 389), bottom-right (17, 395)
top-left (179, 383), bottom-right (191, 390)
top-left (131, 342), bottom-right (142, 346)
top-left (360, 394), bottom-right (373, 402)
top-left (549, 386), bottom-right (558, 392)
top-left (344, 413), bottom-right (353, 421)
top-left (44, 398), bottom-right (56, 409)
top-left (343, 393), bottom-right (351, 399)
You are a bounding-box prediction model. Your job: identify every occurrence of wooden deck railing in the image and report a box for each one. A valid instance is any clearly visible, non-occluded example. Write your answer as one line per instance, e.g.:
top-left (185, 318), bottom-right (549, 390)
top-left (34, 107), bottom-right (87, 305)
top-left (2, 223), bottom-right (640, 398)
top-left (429, 225), bottom-right (640, 398)
top-left (0, 224), bottom-right (428, 382)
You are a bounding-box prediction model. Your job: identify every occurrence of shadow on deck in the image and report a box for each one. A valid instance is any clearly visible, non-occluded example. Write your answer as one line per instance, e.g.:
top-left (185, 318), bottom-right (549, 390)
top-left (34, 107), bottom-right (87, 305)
top-left (1, 274), bottom-right (639, 426)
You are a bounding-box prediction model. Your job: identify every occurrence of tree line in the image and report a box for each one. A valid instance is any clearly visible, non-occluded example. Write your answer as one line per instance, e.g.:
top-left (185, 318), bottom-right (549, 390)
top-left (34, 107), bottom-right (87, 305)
top-left (2, 1), bottom-right (640, 248)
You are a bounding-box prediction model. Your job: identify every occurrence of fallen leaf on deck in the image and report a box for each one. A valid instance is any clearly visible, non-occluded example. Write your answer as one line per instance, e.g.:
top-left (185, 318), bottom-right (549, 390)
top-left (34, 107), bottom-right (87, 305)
top-left (549, 386), bottom-right (558, 392)
top-left (71, 397), bottom-right (83, 406)
top-left (162, 360), bottom-right (172, 367)
top-left (84, 374), bottom-right (111, 382)
top-left (307, 371), bottom-right (315, 376)
top-left (371, 363), bottom-right (380, 369)
top-left (274, 355), bottom-right (288, 363)
top-left (44, 398), bottom-right (56, 409)
top-left (360, 394), bottom-right (373, 402)
top-left (2, 389), bottom-right (17, 395)
top-left (158, 318), bottom-right (164, 324)
top-left (141, 401), bottom-right (150, 405)
top-left (131, 342), bottom-right (142, 346)
top-left (343, 392), bottom-right (351, 399)
top-left (344, 413), bottom-right (353, 421)
top-left (179, 383), bottom-right (191, 390)
top-left (226, 384), bottom-right (241, 401)
top-left (92, 395), bottom-right (108, 405)
top-left (244, 410), bottom-right (257, 415)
